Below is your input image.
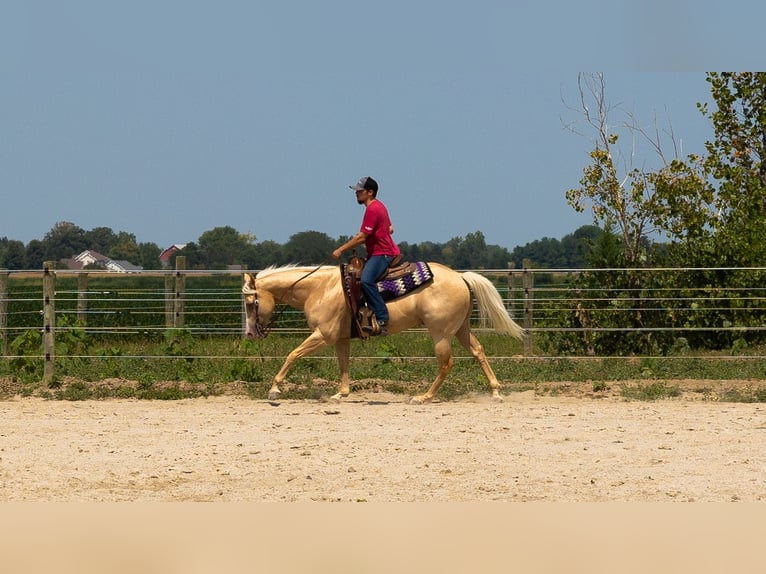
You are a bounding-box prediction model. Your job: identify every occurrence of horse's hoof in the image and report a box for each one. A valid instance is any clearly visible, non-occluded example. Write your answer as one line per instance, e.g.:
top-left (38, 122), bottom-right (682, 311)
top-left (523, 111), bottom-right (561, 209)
top-left (409, 395), bottom-right (430, 405)
top-left (330, 391), bottom-right (349, 403)
top-left (491, 392), bottom-right (504, 403)
top-left (268, 389), bottom-right (281, 401)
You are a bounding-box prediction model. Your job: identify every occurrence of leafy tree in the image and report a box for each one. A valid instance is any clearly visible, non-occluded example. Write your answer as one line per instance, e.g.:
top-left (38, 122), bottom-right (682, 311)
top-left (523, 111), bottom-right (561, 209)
top-left (107, 231), bottom-right (141, 263)
top-left (698, 72), bottom-right (766, 265)
top-left (137, 242), bottom-right (162, 269)
top-left (439, 231), bottom-right (512, 269)
top-left (510, 225), bottom-right (602, 269)
top-left (564, 73), bottom-right (696, 267)
top-left (1, 239), bottom-right (26, 269)
top-left (560, 74), bottom-right (702, 354)
top-left (553, 73), bottom-right (766, 354)
top-left (584, 222), bottom-right (626, 268)
top-left (42, 221), bottom-right (88, 261)
top-left (485, 244), bottom-right (513, 269)
top-left (85, 227), bottom-right (119, 254)
top-left (243, 240), bottom-right (283, 269)
top-left (283, 231), bottom-right (335, 264)
top-left (412, 241), bottom-right (447, 263)
top-left (25, 240), bottom-right (45, 269)
top-left (511, 236), bottom-right (563, 268)
top-left (170, 242), bottom-right (204, 269)
top-left (197, 226), bottom-right (254, 268)
top-left (0, 238), bottom-right (9, 268)
top-left (452, 231), bottom-right (489, 268)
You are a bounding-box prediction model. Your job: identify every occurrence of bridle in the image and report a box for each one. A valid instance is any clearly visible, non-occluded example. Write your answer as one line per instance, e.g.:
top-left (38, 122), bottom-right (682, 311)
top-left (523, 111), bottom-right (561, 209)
top-left (242, 260), bottom-right (333, 339)
top-left (241, 282), bottom-right (272, 338)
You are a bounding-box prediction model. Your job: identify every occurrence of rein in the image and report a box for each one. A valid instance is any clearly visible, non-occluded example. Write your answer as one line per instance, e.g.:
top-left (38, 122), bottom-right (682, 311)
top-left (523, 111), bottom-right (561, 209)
top-left (242, 259), bottom-right (333, 337)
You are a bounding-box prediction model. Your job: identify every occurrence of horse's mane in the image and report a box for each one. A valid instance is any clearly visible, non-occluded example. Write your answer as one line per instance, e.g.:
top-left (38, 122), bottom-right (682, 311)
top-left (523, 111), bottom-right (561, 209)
top-left (255, 263), bottom-right (335, 280)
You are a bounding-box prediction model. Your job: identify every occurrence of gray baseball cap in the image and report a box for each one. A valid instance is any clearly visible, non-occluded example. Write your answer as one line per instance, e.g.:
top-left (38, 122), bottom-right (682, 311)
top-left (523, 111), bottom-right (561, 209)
top-left (349, 176), bottom-right (378, 192)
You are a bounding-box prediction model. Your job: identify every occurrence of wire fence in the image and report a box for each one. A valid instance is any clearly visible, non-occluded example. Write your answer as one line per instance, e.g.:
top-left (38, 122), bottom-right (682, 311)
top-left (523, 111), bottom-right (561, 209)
top-left (2, 261), bottom-right (766, 384)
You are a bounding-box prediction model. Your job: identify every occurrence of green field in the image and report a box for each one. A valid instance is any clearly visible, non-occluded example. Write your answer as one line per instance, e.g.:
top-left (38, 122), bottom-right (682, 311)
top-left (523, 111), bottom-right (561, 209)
top-left (2, 328), bottom-right (766, 402)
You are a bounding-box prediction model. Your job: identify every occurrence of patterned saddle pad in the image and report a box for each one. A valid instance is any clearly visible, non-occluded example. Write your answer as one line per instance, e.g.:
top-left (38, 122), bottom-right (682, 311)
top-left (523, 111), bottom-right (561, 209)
top-left (377, 261), bottom-right (434, 301)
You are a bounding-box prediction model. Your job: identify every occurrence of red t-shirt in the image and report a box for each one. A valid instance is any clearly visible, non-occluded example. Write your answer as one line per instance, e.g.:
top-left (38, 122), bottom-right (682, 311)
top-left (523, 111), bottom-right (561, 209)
top-left (360, 199), bottom-right (400, 257)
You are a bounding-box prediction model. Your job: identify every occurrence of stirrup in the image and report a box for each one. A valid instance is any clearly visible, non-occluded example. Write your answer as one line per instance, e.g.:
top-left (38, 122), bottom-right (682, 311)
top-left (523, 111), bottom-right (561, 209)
top-left (362, 319), bottom-right (386, 336)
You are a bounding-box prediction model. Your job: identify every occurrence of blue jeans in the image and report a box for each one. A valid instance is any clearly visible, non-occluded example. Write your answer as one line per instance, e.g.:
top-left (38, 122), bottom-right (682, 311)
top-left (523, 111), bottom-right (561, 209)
top-left (361, 255), bottom-right (393, 323)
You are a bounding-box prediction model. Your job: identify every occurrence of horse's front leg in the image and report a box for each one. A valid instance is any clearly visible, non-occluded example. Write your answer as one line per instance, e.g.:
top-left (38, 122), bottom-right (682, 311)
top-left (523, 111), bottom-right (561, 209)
top-left (269, 330), bottom-right (328, 400)
top-left (330, 337), bottom-right (351, 403)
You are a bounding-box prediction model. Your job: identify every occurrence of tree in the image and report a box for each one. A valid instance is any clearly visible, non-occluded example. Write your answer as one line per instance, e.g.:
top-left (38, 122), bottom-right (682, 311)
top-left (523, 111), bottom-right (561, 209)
top-left (562, 74), bottom-right (701, 353)
top-left (439, 231), bottom-right (506, 269)
top-left (698, 72), bottom-right (766, 265)
top-left (85, 227), bottom-right (118, 254)
top-left (25, 240), bottom-right (45, 269)
top-left (244, 240), bottom-right (283, 269)
top-left (623, 73), bottom-right (766, 268)
top-left (197, 226), bottom-right (254, 268)
top-left (555, 73), bottom-right (766, 353)
top-left (283, 231), bottom-right (335, 264)
top-left (560, 225), bottom-right (602, 267)
top-left (398, 241), bottom-right (447, 264)
top-left (107, 231), bottom-right (140, 263)
top-left (171, 242), bottom-right (204, 269)
top-left (1, 239), bottom-right (26, 269)
top-left (511, 236), bottom-right (562, 268)
top-left (565, 73), bottom-right (691, 267)
top-left (452, 231), bottom-right (489, 268)
top-left (485, 244), bottom-right (513, 269)
top-left (0, 237), bottom-right (26, 269)
top-left (414, 241), bottom-right (446, 263)
top-left (137, 242), bottom-right (162, 269)
top-left (42, 221), bottom-right (88, 261)
top-left (509, 225), bottom-right (601, 268)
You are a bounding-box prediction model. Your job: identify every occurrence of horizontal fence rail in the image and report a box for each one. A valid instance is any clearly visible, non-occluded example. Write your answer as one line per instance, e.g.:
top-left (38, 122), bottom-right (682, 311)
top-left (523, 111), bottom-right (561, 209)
top-left (1, 259), bottom-right (766, 387)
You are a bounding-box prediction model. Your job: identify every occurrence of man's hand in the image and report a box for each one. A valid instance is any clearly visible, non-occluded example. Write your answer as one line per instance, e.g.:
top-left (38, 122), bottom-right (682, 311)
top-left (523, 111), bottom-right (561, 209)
top-left (333, 232), bottom-right (367, 260)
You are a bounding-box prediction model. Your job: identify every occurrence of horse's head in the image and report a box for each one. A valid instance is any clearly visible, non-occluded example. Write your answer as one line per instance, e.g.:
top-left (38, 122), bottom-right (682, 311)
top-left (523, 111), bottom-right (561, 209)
top-left (242, 273), bottom-right (276, 339)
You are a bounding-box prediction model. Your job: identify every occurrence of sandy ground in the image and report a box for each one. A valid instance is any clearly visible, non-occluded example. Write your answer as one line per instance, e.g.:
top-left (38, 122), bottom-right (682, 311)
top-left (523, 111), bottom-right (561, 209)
top-left (1, 386), bottom-right (765, 502)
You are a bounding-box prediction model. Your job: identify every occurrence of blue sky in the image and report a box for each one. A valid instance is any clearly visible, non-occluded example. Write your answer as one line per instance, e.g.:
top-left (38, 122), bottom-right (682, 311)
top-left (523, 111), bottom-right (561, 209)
top-left (1, 1), bottom-right (759, 251)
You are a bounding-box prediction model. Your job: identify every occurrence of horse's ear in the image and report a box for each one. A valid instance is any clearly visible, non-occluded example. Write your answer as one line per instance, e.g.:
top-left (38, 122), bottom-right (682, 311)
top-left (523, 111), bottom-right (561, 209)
top-left (244, 273), bottom-right (255, 288)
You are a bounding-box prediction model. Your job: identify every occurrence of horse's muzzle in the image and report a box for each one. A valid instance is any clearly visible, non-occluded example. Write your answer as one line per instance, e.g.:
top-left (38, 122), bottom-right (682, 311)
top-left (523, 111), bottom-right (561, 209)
top-left (245, 325), bottom-right (269, 340)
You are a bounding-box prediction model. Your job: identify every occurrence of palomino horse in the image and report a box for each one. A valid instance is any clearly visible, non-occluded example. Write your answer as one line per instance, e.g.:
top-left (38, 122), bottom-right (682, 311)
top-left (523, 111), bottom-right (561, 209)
top-left (242, 263), bottom-right (525, 404)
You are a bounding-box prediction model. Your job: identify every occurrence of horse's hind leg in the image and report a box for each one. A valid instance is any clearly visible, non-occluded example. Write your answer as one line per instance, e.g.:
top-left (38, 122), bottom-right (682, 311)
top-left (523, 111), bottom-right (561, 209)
top-left (410, 336), bottom-right (454, 405)
top-left (456, 323), bottom-right (503, 402)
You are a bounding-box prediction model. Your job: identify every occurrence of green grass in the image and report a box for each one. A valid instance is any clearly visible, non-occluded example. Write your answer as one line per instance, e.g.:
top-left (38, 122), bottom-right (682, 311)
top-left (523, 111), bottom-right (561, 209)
top-left (620, 382), bottom-right (682, 401)
top-left (2, 330), bottom-right (766, 402)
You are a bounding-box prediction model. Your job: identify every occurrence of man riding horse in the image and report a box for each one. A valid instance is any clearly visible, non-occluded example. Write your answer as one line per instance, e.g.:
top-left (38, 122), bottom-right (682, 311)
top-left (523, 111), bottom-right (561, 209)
top-left (332, 176), bottom-right (399, 337)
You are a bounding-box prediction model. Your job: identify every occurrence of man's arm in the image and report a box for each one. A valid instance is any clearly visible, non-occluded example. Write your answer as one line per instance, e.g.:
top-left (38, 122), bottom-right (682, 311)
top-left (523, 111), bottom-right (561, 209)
top-left (332, 231), bottom-right (368, 259)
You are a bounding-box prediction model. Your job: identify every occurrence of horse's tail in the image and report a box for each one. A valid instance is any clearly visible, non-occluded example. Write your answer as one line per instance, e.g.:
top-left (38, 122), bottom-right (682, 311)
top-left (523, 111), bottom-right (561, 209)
top-left (462, 272), bottom-right (526, 340)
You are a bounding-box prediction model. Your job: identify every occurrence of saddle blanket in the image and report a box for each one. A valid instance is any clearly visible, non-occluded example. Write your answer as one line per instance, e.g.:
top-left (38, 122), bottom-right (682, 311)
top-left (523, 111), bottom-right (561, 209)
top-left (378, 261), bottom-right (434, 300)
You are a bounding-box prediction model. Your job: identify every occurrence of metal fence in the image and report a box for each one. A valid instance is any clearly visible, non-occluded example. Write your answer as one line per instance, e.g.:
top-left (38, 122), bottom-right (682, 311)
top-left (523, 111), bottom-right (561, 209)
top-left (2, 260), bottom-right (766, 384)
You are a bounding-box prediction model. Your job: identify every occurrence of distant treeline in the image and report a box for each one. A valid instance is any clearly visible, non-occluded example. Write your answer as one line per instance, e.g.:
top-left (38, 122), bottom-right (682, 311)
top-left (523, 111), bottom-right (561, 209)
top-left (0, 221), bottom-right (605, 270)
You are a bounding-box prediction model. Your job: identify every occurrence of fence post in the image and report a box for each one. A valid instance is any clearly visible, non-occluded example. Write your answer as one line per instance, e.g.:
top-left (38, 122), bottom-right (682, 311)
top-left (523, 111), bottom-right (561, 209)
top-left (522, 258), bottom-right (534, 356)
top-left (0, 269), bottom-right (8, 356)
top-left (174, 256), bottom-right (186, 328)
top-left (43, 261), bottom-right (56, 386)
top-left (77, 272), bottom-right (89, 325)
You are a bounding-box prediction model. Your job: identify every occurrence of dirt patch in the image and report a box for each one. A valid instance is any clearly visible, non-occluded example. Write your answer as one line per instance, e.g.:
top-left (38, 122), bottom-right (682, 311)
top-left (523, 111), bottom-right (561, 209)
top-left (1, 380), bottom-right (764, 501)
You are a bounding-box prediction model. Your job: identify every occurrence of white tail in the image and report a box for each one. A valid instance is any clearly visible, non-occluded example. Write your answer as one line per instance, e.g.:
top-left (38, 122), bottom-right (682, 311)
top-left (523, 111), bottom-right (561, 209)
top-left (462, 272), bottom-right (526, 340)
